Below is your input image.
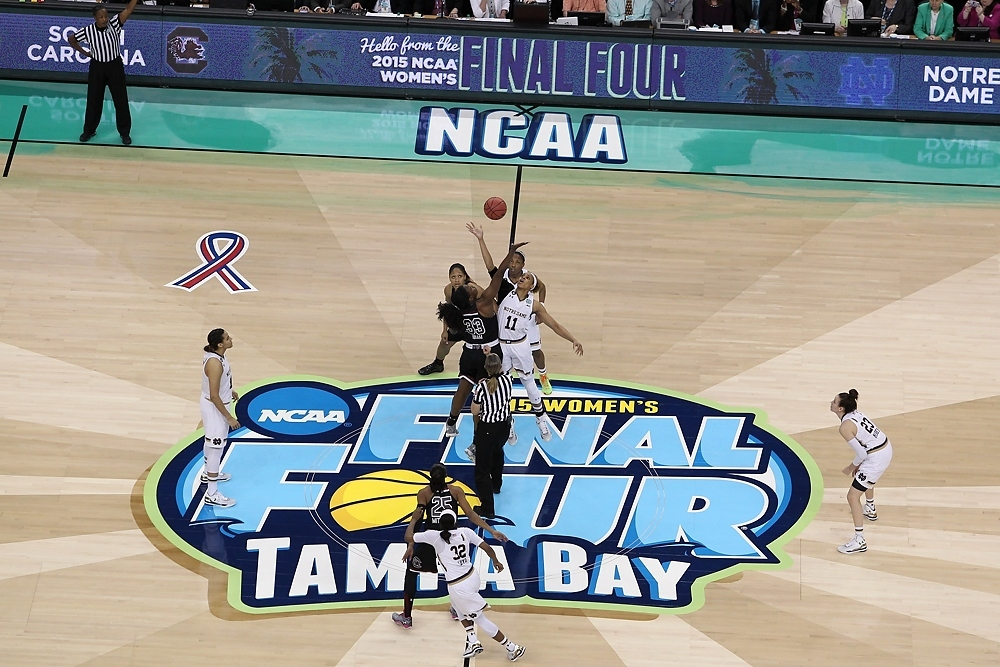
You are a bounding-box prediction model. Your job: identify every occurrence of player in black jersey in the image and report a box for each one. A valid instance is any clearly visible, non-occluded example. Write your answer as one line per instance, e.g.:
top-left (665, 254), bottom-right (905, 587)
top-left (392, 463), bottom-right (508, 629)
top-left (467, 223), bottom-right (555, 393)
top-left (436, 241), bottom-right (529, 437)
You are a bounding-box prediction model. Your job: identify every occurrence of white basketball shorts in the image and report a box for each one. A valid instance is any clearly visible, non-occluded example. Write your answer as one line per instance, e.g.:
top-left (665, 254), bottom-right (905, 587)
top-left (200, 397), bottom-right (231, 448)
top-left (527, 315), bottom-right (542, 350)
top-left (501, 338), bottom-right (535, 375)
top-left (855, 443), bottom-right (892, 489)
top-left (449, 570), bottom-right (488, 620)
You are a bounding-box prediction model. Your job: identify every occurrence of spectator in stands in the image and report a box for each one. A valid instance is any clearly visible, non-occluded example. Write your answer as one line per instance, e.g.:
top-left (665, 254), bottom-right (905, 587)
top-left (607, 0), bottom-right (653, 23)
top-left (352, 0), bottom-right (405, 12)
top-left (693, 0), bottom-right (733, 25)
top-left (822, 0), bottom-right (864, 32)
top-left (563, 0), bottom-right (606, 15)
top-left (651, 0), bottom-right (694, 23)
top-left (733, 0), bottom-right (778, 30)
top-left (914, 0), bottom-right (954, 36)
top-left (464, 0), bottom-right (509, 16)
top-left (866, 0), bottom-right (916, 33)
top-left (957, 0), bottom-right (1000, 37)
top-left (775, 0), bottom-right (804, 28)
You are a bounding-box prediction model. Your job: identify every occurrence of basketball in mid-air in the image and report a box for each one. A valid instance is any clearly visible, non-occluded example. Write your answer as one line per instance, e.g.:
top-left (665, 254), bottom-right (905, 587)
top-left (484, 197), bottom-right (507, 221)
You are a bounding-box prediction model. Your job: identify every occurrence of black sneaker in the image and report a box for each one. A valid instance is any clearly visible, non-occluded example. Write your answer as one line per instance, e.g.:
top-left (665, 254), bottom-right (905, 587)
top-left (418, 359), bottom-right (445, 375)
top-left (79, 132), bottom-right (96, 143)
top-left (121, 135), bottom-right (132, 146)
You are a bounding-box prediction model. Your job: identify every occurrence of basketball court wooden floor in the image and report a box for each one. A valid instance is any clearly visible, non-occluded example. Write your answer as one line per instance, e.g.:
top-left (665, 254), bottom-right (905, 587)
top-left (2, 139), bottom-right (1000, 667)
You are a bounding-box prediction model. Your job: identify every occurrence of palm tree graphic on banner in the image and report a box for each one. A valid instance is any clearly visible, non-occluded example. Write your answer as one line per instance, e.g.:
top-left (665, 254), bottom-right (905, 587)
top-left (249, 27), bottom-right (339, 83)
top-left (725, 48), bottom-right (814, 105)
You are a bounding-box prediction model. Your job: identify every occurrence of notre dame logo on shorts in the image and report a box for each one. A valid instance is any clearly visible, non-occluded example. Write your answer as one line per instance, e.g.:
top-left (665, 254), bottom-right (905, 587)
top-left (145, 375), bottom-right (822, 615)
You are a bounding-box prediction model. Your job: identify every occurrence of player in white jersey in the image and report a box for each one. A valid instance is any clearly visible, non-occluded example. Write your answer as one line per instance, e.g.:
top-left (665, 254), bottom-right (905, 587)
top-left (498, 271), bottom-right (584, 443)
top-left (830, 388), bottom-right (893, 554)
top-left (200, 329), bottom-right (240, 508)
top-left (409, 510), bottom-right (525, 661)
top-left (468, 222), bottom-right (557, 394)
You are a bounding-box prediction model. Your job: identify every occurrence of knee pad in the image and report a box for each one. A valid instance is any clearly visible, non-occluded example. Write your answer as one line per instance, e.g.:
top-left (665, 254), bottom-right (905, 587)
top-left (475, 613), bottom-right (498, 637)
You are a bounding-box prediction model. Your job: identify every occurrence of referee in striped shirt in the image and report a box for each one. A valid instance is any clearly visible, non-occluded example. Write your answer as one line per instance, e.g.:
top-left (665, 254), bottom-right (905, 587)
top-left (69, 0), bottom-right (140, 146)
top-left (469, 353), bottom-right (513, 519)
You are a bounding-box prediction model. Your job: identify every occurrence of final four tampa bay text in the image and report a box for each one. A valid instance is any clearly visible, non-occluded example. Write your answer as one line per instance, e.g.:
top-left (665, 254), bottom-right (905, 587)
top-left (145, 376), bottom-right (821, 615)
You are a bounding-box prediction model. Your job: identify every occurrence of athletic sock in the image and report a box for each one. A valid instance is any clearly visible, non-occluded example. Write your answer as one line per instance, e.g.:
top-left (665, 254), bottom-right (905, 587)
top-left (500, 637), bottom-right (513, 649)
top-left (855, 526), bottom-right (864, 538)
top-left (447, 415), bottom-right (457, 426)
top-left (536, 366), bottom-right (547, 377)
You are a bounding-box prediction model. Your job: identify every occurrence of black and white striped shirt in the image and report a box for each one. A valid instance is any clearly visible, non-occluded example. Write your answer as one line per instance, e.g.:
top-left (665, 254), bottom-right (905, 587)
top-left (75, 15), bottom-right (123, 64)
top-left (472, 373), bottom-right (513, 424)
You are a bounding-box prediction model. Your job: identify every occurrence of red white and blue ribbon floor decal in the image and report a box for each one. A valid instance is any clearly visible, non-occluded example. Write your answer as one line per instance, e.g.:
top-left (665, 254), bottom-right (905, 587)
top-left (167, 231), bottom-right (256, 293)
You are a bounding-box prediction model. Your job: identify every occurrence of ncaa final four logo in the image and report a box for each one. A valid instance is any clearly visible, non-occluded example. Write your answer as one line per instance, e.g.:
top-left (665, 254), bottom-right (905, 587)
top-left (144, 375), bottom-right (821, 614)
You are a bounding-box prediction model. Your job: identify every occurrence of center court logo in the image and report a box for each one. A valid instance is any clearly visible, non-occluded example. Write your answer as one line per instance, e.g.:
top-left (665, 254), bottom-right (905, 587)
top-left (144, 375), bottom-right (821, 615)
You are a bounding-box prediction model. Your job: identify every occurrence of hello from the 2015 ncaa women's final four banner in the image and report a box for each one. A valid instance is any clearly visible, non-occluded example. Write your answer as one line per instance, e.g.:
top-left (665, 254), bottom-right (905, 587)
top-left (144, 375), bottom-right (821, 615)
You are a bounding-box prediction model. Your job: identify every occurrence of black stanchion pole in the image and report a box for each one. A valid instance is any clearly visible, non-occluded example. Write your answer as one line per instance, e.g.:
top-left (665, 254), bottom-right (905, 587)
top-left (3, 104), bottom-right (29, 178)
top-left (508, 165), bottom-right (523, 247)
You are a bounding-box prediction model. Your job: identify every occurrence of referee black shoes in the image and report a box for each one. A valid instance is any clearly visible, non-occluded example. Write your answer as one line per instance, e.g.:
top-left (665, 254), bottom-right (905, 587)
top-left (121, 135), bottom-right (132, 146)
top-left (79, 131), bottom-right (96, 142)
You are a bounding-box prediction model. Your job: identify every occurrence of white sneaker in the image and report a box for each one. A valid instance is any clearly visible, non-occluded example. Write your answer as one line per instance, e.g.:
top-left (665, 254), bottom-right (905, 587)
top-left (837, 535), bottom-right (867, 554)
top-left (536, 415), bottom-right (552, 442)
top-left (200, 471), bottom-right (231, 483)
top-left (464, 444), bottom-right (476, 463)
top-left (508, 644), bottom-right (526, 661)
top-left (445, 422), bottom-right (459, 438)
top-left (204, 492), bottom-right (236, 508)
top-left (863, 503), bottom-right (878, 521)
top-left (507, 425), bottom-right (518, 445)
top-left (463, 641), bottom-right (484, 658)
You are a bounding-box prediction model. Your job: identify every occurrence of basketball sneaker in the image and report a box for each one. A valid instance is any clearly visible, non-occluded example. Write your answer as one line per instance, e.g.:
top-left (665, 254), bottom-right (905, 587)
top-left (463, 641), bottom-right (484, 658)
top-left (418, 359), bottom-right (444, 375)
top-left (445, 422), bottom-right (459, 438)
top-left (200, 471), bottom-right (231, 483)
top-left (863, 503), bottom-right (878, 521)
top-left (450, 606), bottom-right (460, 621)
top-left (539, 373), bottom-right (552, 395)
top-left (536, 415), bottom-right (552, 442)
top-left (204, 492), bottom-right (235, 508)
top-left (507, 426), bottom-right (518, 446)
top-left (508, 644), bottom-right (526, 662)
top-left (837, 535), bottom-right (867, 554)
top-left (391, 612), bottom-right (412, 629)
top-left (465, 444), bottom-right (476, 463)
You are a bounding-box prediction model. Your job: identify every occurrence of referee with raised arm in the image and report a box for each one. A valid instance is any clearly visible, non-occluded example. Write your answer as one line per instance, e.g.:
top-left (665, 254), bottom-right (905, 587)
top-left (69, 0), bottom-right (140, 146)
top-left (467, 353), bottom-right (514, 519)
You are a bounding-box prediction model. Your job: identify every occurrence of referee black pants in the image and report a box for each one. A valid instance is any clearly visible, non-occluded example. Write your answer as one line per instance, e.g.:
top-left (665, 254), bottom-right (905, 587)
top-left (84, 58), bottom-right (131, 137)
top-left (473, 419), bottom-right (509, 517)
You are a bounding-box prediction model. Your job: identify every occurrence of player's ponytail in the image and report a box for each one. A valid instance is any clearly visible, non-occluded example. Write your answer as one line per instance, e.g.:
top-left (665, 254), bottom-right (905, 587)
top-left (429, 463), bottom-right (448, 492)
top-left (204, 328), bottom-right (225, 353)
top-left (436, 301), bottom-right (464, 333)
top-left (484, 353), bottom-right (502, 395)
top-left (439, 509), bottom-right (457, 543)
top-left (838, 389), bottom-right (859, 413)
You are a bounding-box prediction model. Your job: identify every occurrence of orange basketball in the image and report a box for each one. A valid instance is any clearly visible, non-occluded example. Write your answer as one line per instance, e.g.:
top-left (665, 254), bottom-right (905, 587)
top-left (484, 197), bottom-right (507, 221)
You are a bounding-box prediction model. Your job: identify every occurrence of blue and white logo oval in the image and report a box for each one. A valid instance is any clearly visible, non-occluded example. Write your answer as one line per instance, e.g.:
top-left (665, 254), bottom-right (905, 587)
top-left (237, 381), bottom-right (357, 439)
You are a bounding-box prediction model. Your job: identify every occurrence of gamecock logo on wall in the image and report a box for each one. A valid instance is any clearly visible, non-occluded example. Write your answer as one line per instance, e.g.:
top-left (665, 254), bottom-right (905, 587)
top-left (144, 375), bottom-right (821, 614)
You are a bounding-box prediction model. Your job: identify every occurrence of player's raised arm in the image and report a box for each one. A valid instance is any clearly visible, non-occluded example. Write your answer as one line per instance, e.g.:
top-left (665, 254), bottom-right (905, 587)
top-left (482, 242), bottom-right (529, 303)
top-left (467, 223), bottom-right (497, 273)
